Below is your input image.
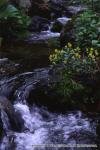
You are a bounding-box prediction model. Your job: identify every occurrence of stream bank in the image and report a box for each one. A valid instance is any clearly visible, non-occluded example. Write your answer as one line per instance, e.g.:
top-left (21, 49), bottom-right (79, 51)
top-left (0, 0), bottom-right (100, 149)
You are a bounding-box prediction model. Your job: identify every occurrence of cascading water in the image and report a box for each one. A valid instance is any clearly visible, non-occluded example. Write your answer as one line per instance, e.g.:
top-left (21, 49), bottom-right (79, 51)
top-left (25, 14), bottom-right (71, 43)
top-left (0, 68), bottom-right (98, 150)
top-left (26, 25), bottom-right (60, 42)
top-left (0, 0), bottom-right (99, 149)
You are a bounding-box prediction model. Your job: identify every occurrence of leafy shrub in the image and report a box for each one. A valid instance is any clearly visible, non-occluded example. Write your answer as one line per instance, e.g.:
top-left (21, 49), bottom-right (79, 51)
top-left (49, 43), bottom-right (99, 102)
top-left (50, 43), bottom-right (99, 73)
top-left (0, 0), bottom-right (31, 40)
top-left (73, 10), bottom-right (100, 49)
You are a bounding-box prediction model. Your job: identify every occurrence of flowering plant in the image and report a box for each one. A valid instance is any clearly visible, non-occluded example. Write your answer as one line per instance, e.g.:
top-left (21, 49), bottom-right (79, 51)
top-left (49, 43), bottom-right (99, 100)
top-left (49, 43), bottom-right (99, 74)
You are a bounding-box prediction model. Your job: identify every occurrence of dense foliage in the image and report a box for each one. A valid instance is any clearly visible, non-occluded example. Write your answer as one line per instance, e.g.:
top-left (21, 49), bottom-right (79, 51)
top-left (49, 0), bottom-right (100, 109)
top-left (0, 0), bottom-right (30, 41)
top-left (49, 43), bottom-right (99, 103)
top-left (73, 10), bottom-right (100, 49)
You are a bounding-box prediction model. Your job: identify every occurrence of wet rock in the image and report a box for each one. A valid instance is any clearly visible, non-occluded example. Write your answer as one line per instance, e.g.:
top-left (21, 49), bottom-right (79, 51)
top-left (96, 119), bottom-right (100, 148)
top-left (26, 68), bottom-right (71, 112)
top-left (48, 0), bottom-right (86, 19)
top-left (51, 20), bottom-right (63, 33)
top-left (28, 82), bottom-right (64, 111)
top-left (51, 17), bottom-right (71, 32)
top-left (60, 19), bottom-right (74, 47)
top-left (0, 58), bottom-right (20, 78)
top-left (1, 31), bottom-right (60, 70)
top-left (96, 120), bottom-right (100, 136)
top-left (29, 0), bottom-right (50, 18)
top-left (28, 16), bottom-right (50, 32)
top-left (0, 96), bottom-right (24, 132)
top-left (0, 110), bottom-right (3, 139)
top-left (67, 6), bottom-right (86, 16)
top-left (48, 0), bottom-right (68, 18)
top-left (1, 40), bottom-right (50, 69)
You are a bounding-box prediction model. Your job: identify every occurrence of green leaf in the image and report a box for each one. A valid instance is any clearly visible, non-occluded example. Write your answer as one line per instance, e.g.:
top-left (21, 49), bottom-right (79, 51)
top-left (92, 40), bottom-right (98, 45)
top-left (0, 4), bottom-right (19, 19)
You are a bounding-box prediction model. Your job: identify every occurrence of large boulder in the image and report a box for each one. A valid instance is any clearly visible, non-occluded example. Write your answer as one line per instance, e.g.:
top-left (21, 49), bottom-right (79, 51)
top-left (26, 68), bottom-right (72, 112)
top-left (28, 16), bottom-right (50, 32)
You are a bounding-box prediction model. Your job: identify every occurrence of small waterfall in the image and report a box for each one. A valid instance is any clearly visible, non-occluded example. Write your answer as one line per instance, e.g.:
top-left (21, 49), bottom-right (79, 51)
top-left (14, 103), bottom-right (34, 132)
top-left (0, 68), bottom-right (98, 150)
top-left (11, 102), bottom-right (97, 150)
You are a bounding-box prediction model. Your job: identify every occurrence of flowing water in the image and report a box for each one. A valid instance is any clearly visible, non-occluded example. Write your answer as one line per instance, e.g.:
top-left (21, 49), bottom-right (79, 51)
top-left (0, 15), bottom-right (99, 150)
top-left (0, 68), bottom-right (98, 150)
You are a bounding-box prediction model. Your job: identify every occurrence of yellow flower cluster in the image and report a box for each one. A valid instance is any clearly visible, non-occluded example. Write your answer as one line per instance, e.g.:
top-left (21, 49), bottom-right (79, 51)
top-left (75, 53), bottom-right (81, 59)
top-left (49, 49), bottom-right (58, 61)
top-left (67, 42), bottom-right (72, 48)
top-left (49, 53), bottom-right (57, 63)
top-left (65, 42), bottom-right (72, 48)
top-left (49, 49), bottom-right (65, 64)
top-left (49, 42), bottom-right (99, 65)
top-left (86, 47), bottom-right (99, 61)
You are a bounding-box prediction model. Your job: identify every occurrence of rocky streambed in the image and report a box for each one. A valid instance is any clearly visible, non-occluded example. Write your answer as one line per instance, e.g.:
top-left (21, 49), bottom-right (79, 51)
top-left (0, 66), bottom-right (99, 150)
top-left (0, 0), bottom-right (100, 149)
